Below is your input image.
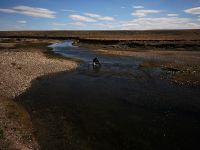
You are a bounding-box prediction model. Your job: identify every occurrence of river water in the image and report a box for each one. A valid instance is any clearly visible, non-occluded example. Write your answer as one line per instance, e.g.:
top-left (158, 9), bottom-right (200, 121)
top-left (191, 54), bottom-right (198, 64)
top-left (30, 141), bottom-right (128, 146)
top-left (17, 41), bottom-right (200, 150)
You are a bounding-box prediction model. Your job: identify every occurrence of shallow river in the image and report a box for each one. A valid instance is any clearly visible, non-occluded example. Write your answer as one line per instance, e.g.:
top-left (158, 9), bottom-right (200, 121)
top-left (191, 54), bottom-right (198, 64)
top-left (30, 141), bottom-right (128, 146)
top-left (17, 41), bottom-right (200, 150)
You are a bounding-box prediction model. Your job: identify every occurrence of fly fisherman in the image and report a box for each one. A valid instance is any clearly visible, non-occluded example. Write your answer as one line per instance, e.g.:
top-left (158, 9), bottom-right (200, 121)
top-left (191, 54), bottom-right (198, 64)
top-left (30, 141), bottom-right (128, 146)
top-left (93, 57), bottom-right (101, 66)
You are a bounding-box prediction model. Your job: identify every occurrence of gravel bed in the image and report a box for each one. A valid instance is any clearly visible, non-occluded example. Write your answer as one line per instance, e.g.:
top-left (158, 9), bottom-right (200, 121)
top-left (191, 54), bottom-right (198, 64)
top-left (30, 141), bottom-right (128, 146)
top-left (0, 50), bottom-right (78, 149)
top-left (0, 50), bottom-right (78, 98)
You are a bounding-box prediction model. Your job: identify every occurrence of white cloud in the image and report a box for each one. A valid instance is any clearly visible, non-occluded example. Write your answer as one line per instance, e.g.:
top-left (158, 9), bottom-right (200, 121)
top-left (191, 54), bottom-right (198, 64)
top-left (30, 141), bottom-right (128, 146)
top-left (61, 9), bottom-right (79, 13)
top-left (69, 15), bottom-right (96, 22)
top-left (121, 6), bottom-right (126, 9)
top-left (52, 23), bottom-right (67, 26)
top-left (0, 8), bottom-right (16, 13)
top-left (52, 28), bottom-right (60, 30)
top-left (133, 6), bottom-right (144, 9)
top-left (132, 9), bottom-right (161, 17)
top-left (56, 15), bottom-right (200, 30)
top-left (17, 20), bottom-right (26, 24)
top-left (184, 7), bottom-right (200, 15)
top-left (0, 5), bottom-right (56, 18)
top-left (167, 13), bottom-right (179, 17)
top-left (84, 12), bottom-right (115, 21)
top-left (53, 22), bottom-right (86, 27)
top-left (84, 13), bottom-right (101, 18)
top-left (98, 16), bottom-right (114, 21)
top-left (94, 23), bottom-right (115, 29)
top-left (198, 16), bottom-right (200, 21)
top-left (68, 22), bottom-right (86, 27)
top-left (0, 25), bottom-right (25, 31)
top-left (121, 17), bottom-right (200, 30)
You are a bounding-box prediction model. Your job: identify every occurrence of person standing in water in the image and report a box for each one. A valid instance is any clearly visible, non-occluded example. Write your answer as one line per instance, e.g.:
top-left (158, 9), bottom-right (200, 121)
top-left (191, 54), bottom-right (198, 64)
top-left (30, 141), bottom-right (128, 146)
top-left (92, 57), bottom-right (101, 71)
top-left (93, 57), bottom-right (101, 66)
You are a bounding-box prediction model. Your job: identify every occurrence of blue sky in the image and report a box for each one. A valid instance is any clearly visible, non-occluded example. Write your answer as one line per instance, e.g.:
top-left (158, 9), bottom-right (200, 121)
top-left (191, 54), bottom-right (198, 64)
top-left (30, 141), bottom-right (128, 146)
top-left (0, 0), bottom-right (200, 30)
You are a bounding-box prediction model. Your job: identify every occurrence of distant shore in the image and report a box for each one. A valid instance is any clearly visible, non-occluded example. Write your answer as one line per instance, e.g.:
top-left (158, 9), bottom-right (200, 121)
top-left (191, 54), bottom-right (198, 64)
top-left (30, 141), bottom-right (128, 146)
top-left (0, 29), bottom-right (200, 40)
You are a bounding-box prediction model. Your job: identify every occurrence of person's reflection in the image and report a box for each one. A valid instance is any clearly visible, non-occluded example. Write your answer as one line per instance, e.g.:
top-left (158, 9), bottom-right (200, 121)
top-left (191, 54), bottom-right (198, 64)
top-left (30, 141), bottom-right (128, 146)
top-left (93, 65), bottom-right (101, 72)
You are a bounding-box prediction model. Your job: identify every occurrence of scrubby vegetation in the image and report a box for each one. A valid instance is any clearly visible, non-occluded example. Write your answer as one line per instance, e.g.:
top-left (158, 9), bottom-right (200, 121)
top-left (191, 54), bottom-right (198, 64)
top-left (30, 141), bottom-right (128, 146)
top-left (140, 60), bottom-right (200, 86)
top-left (0, 129), bottom-right (4, 139)
top-left (0, 30), bottom-right (200, 40)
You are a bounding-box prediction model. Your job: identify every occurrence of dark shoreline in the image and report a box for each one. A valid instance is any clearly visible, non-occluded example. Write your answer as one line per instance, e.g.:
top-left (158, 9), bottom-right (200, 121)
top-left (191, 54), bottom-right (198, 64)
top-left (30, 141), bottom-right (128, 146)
top-left (0, 29), bottom-right (200, 39)
top-left (74, 39), bottom-right (200, 51)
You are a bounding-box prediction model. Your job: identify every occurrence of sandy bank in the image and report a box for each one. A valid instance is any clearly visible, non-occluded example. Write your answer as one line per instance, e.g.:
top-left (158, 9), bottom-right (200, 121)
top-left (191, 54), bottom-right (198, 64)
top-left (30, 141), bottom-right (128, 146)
top-left (0, 48), bottom-right (78, 149)
top-left (0, 96), bottom-right (39, 150)
top-left (0, 51), bottom-right (78, 99)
